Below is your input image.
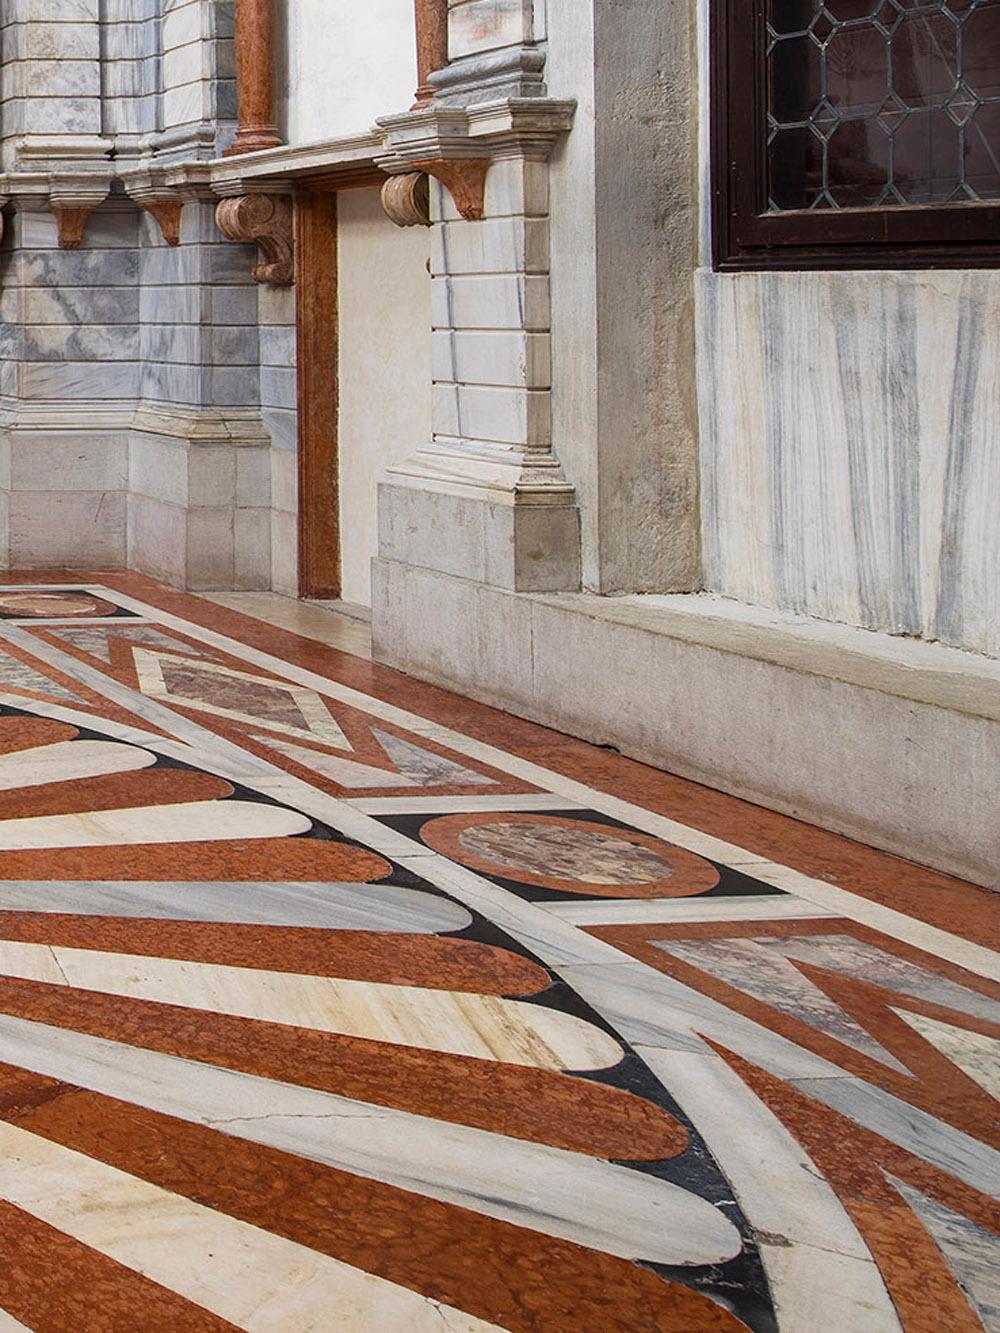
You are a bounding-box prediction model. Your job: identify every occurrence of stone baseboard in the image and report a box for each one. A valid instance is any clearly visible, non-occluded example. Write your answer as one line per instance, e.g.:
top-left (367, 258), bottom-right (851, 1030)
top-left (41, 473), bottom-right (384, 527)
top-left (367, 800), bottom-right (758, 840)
top-left (372, 558), bottom-right (1000, 890)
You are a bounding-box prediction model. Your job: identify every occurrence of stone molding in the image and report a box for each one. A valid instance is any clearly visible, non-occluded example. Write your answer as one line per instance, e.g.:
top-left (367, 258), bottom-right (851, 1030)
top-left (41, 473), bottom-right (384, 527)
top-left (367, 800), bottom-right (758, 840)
top-left (428, 47), bottom-right (546, 105)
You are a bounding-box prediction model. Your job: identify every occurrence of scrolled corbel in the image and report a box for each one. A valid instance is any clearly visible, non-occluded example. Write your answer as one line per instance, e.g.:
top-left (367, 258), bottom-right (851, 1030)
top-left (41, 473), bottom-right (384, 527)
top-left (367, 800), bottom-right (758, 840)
top-left (215, 193), bottom-right (294, 285)
top-left (380, 172), bottom-right (431, 228)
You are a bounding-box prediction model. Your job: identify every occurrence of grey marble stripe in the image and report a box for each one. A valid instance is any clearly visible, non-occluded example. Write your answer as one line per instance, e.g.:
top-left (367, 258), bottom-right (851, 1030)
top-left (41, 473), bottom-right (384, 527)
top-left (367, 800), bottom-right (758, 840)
top-left (0, 1014), bottom-right (742, 1267)
top-left (0, 881), bottom-right (472, 934)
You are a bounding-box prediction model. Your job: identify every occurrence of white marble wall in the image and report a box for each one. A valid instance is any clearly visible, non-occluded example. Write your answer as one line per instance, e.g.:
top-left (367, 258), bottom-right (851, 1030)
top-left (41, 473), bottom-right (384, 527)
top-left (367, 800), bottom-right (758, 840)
top-left (338, 188), bottom-right (431, 609)
top-left (280, 0), bottom-right (416, 144)
top-left (697, 269), bottom-right (1000, 658)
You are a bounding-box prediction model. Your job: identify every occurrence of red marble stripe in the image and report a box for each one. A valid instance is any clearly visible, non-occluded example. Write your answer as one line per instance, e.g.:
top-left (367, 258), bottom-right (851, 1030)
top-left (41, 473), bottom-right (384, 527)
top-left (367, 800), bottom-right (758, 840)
top-left (0, 976), bottom-right (688, 1161)
top-left (0, 770), bottom-right (234, 821)
top-left (0, 837), bottom-right (392, 882)
top-left (0, 718), bottom-right (78, 754)
top-left (0, 914), bottom-right (551, 995)
top-left (0, 1196), bottom-right (237, 1332)
top-left (0, 1065), bottom-right (743, 1332)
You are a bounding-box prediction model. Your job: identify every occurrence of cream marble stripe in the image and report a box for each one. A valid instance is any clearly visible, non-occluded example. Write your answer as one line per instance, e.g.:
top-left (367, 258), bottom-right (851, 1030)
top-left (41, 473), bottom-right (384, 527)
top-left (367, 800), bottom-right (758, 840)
top-left (0, 939), bottom-right (621, 1072)
top-left (3, 602), bottom-right (997, 1197)
top-left (0, 1310), bottom-right (30, 1332)
top-left (0, 740), bottom-right (157, 791)
top-left (0, 681), bottom-right (991, 1196)
top-left (0, 801), bottom-right (311, 852)
top-left (0, 880), bottom-right (473, 934)
top-left (640, 1046), bottom-right (903, 1331)
top-left (347, 795), bottom-right (583, 813)
top-left (82, 590), bottom-right (998, 981)
top-left (0, 1118), bottom-right (497, 1332)
top-left (543, 897), bottom-right (844, 925)
top-left (0, 1014), bottom-right (741, 1268)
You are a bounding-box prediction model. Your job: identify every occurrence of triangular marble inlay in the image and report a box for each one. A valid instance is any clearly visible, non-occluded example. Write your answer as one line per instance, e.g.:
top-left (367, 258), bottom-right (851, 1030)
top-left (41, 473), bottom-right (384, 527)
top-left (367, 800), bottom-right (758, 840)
top-left (655, 937), bottom-right (911, 1072)
top-left (371, 729), bottom-right (496, 788)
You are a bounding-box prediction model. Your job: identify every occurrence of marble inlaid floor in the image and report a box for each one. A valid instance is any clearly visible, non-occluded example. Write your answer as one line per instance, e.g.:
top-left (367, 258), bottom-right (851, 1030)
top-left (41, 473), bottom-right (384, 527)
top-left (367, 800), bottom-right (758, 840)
top-left (0, 573), bottom-right (993, 1332)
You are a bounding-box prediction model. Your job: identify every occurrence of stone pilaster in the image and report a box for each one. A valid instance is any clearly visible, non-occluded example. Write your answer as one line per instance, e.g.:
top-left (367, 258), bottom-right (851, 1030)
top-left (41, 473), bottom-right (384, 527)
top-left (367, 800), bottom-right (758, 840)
top-left (376, 100), bottom-right (579, 593)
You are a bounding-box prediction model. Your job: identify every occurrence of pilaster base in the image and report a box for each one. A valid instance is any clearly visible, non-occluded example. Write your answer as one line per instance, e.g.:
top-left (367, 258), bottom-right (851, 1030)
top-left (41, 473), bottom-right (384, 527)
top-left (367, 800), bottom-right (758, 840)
top-left (378, 475), bottom-right (580, 593)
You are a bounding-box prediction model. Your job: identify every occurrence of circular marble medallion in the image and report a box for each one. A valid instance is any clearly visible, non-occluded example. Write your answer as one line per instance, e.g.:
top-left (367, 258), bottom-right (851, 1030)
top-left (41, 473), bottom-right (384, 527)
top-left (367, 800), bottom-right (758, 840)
top-left (420, 813), bottom-right (720, 897)
top-left (0, 591), bottom-right (119, 619)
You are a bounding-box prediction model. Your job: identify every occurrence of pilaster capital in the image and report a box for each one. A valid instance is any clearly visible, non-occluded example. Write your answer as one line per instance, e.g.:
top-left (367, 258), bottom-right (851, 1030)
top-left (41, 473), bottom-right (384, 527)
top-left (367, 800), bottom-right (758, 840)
top-left (376, 98), bottom-right (575, 221)
top-left (376, 98), bottom-right (576, 172)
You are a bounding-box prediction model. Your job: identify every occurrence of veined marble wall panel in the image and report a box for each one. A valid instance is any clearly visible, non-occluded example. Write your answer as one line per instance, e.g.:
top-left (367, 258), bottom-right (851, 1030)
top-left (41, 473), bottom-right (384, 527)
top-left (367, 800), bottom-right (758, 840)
top-left (281, 0), bottom-right (416, 143)
top-left (137, 201), bottom-right (260, 412)
top-left (697, 269), bottom-right (1000, 658)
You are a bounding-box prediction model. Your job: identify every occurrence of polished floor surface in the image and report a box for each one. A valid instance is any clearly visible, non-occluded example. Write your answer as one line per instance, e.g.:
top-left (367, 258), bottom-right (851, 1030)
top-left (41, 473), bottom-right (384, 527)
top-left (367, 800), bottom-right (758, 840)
top-left (0, 572), bottom-right (993, 1331)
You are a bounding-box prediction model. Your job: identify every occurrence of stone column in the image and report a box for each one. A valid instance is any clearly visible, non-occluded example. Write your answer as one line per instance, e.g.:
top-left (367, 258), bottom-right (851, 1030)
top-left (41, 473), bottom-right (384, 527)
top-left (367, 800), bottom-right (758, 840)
top-left (412, 0), bottom-right (450, 107)
top-left (227, 0), bottom-right (283, 156)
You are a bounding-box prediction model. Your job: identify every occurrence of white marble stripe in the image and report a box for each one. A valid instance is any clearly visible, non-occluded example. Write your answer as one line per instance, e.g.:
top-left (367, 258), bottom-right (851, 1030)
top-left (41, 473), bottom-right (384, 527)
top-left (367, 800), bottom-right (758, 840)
top-left (346, 794), bottom-right (584, 813)
top-left (0, 938), bottom-right (621, 1072)
top-left (1, 618), bottom-right (150, 627)
top-left (0, 684), bottom-right (992, 1196)
top-left (0, 881), bottom-right (473, 933)
top-left (640, 1047), bottom-right (902, 1330)
top-left (542, 897), bottom-right (844, 925)
top-left (0, 1310), bottom-right (30, 1331)
top-left (83, 592), bottom-right (999, 982)
top-left (12, 603), bottom-right (998, 1186)
top-left (0, 800), bottom-right (311, 852)
top-left (0, 1117), bottom-right (496, 1332)
top-left (0, 1014), bottom-right (742, 1268)
top-left (0, 740), bottom-right (156, 791)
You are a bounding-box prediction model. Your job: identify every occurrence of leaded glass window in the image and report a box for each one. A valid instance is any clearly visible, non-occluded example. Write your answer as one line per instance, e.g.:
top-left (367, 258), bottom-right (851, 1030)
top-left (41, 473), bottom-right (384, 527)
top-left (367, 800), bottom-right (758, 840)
top-left (766, 0), bottom-right (1000, 211)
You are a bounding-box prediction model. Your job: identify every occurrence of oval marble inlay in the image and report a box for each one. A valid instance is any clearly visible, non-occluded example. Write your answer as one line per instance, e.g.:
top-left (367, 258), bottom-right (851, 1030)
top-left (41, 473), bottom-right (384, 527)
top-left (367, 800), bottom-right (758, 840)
top-left (0, 592), bottom-right (119, 619)
top-left (420, 814), bottom-right (721, 897)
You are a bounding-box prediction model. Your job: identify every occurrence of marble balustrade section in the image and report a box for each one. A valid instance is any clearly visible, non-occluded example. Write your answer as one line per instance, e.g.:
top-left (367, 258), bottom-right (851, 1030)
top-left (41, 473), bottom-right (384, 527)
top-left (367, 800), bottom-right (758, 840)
top-left (100, 0), bottom-right (161, 152)
top-left (697, 269), bottom-right (1000, 659)
top-left (156, 0), bottom-right (234, 159)
top-left (0, 1), bottom-right (103, 168)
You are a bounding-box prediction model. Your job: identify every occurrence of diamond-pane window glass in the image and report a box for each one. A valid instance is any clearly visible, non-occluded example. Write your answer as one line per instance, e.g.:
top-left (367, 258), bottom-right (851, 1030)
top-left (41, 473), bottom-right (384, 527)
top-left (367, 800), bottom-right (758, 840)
top-left (766, 0), bottom-right (1000, 210)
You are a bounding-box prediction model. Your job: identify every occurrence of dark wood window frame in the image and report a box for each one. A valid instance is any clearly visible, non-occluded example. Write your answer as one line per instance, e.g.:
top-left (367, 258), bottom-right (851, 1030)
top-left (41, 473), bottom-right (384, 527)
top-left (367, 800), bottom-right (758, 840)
top-left (710, 0), bottom-right (1000, 271)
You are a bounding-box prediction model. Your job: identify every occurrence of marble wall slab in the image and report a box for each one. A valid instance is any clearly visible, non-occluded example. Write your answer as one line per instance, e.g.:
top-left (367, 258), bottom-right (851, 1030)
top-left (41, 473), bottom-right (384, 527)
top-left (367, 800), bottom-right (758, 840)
top-left (697, 269), bottom-right (1000, 659)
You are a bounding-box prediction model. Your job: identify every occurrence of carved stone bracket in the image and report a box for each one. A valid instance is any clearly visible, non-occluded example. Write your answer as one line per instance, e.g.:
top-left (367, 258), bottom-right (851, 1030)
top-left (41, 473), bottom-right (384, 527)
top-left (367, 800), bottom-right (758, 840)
top-left (380, 172), bottom-right (431, 228)
top-left (139, 198), bottom-right (183, 246)
top-left (51, 202), bottom-right (98, 250)
top-left (412, 158), bottom-right (489, 222)
top-left (215, 193), bottom-right (294, 285)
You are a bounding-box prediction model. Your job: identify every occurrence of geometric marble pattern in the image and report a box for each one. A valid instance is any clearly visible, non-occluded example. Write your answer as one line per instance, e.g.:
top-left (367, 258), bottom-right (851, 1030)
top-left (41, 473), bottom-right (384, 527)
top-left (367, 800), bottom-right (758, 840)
top-left (0, 652), bottom-right (82, 705)
top-left (0, 575), bottom-right (990, 1331)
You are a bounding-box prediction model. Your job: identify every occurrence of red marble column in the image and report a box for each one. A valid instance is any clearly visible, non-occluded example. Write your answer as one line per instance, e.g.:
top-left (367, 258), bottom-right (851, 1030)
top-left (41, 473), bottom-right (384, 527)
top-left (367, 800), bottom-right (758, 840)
top-left (412, 0), bottom-right (449, 108)
top-left (226, 0), bottom-right (283, 155)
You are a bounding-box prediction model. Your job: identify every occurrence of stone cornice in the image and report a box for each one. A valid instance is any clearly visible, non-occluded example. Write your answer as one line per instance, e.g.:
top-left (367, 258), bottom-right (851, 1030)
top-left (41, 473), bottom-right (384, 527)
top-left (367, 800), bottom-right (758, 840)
top-left (375, 99), bottom-right (577, 172)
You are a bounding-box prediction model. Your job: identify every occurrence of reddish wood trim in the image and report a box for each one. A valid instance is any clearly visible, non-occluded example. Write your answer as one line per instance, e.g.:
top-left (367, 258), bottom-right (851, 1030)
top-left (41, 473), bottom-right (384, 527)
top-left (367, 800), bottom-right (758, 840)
top-left (295, 190), bottom-right (341, 600)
